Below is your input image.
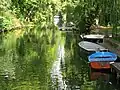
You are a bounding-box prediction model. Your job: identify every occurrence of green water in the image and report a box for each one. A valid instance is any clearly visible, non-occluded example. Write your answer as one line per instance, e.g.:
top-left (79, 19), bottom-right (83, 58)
top-left (62, 33), bottom-right (120, 90)
top-left (0, 27), bottom-right (60, 90)
top-left (0, 27), bottom-right (119, 90)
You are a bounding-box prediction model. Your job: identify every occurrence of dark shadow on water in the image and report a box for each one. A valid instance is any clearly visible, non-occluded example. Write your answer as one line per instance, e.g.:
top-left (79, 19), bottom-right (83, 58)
top-left (63, 32), bottom-right (120, 90)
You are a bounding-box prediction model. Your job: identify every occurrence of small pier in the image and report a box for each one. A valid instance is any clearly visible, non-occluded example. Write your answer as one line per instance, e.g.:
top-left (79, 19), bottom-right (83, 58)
top-left (110, 62), bottom-right (120, 81)
top-left (111, 62), bottom-right (120, 73)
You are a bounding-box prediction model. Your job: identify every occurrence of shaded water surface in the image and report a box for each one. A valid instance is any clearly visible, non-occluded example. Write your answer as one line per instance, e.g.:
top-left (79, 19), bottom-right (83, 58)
top-left (0, 27), bottom-right (120, 90)
top-left (51, 32), bottom-right (120, 90)
top-left (0, 27), bottom-right (60, 90)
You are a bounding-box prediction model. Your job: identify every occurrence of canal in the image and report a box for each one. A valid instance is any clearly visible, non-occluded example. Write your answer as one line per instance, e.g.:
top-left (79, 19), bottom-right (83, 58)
top-left (0, 27), bottom-right (120, 90)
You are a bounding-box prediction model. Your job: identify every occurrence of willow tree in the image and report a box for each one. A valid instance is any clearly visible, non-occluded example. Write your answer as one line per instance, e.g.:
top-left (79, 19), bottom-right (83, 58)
top-left (96, 0), bottom-right (120, 37)
top-left (62, 0), bottom-right (100, 34)
top-left (109, 0), bottom-right (120, 37)
top-left (62, 0), bottom-right (120, 35)
top-left (84, 0), bottom-right (120, 36)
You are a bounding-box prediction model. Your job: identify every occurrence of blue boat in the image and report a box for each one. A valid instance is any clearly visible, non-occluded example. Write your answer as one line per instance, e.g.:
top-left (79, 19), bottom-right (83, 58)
top-left (88, 52), bottom-right (117, 62)
top-left (88, 51), bottom-right (117, 69)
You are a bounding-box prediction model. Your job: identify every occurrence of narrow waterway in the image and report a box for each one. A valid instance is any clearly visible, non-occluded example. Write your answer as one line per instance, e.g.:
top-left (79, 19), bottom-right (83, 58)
top-left (0, 27), bottom-right (120, 90)
top-left (50, 32), bottom-right (120, 90)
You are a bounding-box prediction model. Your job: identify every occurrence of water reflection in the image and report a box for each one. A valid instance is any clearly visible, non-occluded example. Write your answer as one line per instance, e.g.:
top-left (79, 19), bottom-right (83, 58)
top-left (0, 27), bottom-right (61, 90)
top-left (90, 71), bottom-right (110, 81)
top-left (59, 32), bottom-right (120, 90)
top-left (0, 27), bottom-right (120, 90)
top-left (51, 44), bottom-right (67, 90)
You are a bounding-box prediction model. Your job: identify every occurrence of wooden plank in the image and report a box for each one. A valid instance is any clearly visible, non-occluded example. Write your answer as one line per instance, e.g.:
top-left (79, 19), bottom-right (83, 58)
top-left (111, 62), bottom-right (120, 73)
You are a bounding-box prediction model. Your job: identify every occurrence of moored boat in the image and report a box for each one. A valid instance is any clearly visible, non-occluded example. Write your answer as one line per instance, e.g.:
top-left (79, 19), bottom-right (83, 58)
top-left (80, 34), bottom-right (105, 43)
top-left (78, 41), bottom-right (107, 55)
top-left (88, 51), bottom-right (117, 69)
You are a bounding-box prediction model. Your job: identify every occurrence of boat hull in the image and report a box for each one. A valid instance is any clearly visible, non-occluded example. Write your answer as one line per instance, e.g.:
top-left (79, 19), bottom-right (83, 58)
top-left (78, 41), bottom-right (107, 55)
top-left (80, 34), bottom-right (104, 43)
top-left (90, 62), bottom-right (111, 69)
top-left (79, 45), bottom-right (94, 55)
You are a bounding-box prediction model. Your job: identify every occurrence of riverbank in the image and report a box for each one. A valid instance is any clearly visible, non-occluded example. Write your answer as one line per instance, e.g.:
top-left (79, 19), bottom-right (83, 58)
top-left (101, 38), bottom-right (120, 58)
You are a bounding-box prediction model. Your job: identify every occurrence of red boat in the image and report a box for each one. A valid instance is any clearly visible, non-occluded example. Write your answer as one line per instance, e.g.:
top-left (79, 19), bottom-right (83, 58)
top-left (88, 52), bottom-right (117, 69)
top-left (90, 62), bottom-right (110, 69)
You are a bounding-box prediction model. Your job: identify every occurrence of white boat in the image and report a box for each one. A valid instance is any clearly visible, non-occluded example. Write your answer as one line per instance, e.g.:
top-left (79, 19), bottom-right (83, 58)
top-left (80, 34), bottom-right (105, 43)
top-left (78, 41), bottom-right (107, 54)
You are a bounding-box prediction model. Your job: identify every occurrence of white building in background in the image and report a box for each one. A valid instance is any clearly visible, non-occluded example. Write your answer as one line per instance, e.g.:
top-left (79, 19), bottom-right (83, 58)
top-left (95, 18), bottom-right (99, 26)
top-left (54, 16), bottom-right (60, 25)
top-left (95, 18), bottom-right (99, 33)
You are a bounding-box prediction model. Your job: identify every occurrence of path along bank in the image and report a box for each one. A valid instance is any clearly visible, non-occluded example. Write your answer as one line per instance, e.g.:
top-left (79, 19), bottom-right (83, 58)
top-left (101, 38), bottom-right (120, 59)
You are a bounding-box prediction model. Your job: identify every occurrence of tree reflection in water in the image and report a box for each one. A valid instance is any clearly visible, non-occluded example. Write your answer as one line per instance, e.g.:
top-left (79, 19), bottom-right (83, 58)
top-left (62, 32), bottom-right (120, 90)
top-left (0, 28), bottom-right (120, 90)
top-left (0, 27), bottom-right (61, 90)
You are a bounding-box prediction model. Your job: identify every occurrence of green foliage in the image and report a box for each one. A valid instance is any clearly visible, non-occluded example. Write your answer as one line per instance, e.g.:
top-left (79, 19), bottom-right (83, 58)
top-left (62, 0), bottom-right (120, 34)
top-left (0, 16), bottom-right (13, 29)
top-left (1, 0), bottom-right (120, 34)
top-left (0, 0), bottom-right (65, 30)
top-left (1, 0), bottom-right (120, 89)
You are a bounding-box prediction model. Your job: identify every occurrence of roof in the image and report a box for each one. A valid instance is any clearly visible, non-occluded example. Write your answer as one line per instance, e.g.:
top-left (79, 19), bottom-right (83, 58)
top-left (80, 34), bottom-right (105, 39)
